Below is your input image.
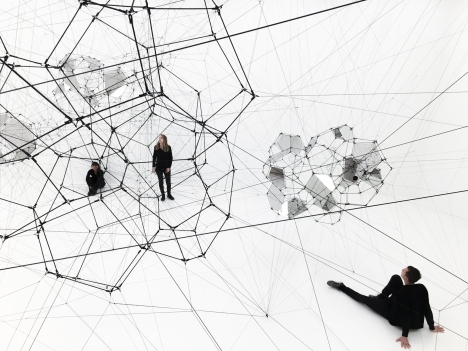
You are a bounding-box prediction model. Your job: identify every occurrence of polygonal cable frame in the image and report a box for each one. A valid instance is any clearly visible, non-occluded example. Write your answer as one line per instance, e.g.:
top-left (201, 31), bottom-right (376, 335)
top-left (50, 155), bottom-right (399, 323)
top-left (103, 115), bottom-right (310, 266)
top-left (0, 1), bottom-right (255, 292)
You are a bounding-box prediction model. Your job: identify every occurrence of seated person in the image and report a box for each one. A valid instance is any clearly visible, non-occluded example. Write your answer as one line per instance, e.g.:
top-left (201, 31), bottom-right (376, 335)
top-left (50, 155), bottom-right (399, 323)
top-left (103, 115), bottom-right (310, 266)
top-left (327, 266), bottom-right (444, 349)
top-left (86, 161), bottom-right (105, 196)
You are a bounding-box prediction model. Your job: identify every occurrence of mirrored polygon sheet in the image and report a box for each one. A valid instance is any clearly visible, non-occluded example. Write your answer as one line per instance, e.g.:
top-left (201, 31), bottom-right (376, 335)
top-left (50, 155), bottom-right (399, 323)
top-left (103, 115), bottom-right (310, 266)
top-left (104, 68), bottom-right (126, 94)
top-left (305, 174), bottom-right (337, 211)
top-left (354, 142), bottom-right (376, 160)
top-left (334, 125), bottom-right (353, 141)
top-left (364, 168), bottom-right (383, 190)
top-left (275, 134), bottom-right (304, 155)
top-left (342, 157), bottom-right (358, 182)
top-left (305, 174), bottom-right (331, 201)
top-left (288, 197), bottom-right (308, 219)
top-left (84, 56), bottom-right (103, 70)
top-left (354, 142), bottom-right (381, 171)
top-left (305, 136), bottom-right (317, 154)
top-left (267, 149), bottom-right (290, 164)
top-left (62, 60), bottom-right (81, 92)
top-left (363, 151), bottom-right (382, 170)
top-left (317, 194), bottom-right (337, 211)
top-left (267, 167), bottom-right (285, 189)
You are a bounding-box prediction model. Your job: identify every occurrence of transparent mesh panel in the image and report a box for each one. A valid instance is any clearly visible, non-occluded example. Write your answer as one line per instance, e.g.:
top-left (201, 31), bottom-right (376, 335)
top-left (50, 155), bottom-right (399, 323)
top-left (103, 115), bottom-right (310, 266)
top-left (353, 142), bottom-right (375, 160)
top-left (2, 119), bottom-right (34, 149)
top-left (267, 184), bottom-right (284, 211)
top-left (267, 149), bottom-right (289, 164)
top-left (0, 113), bottom-right (9, 127)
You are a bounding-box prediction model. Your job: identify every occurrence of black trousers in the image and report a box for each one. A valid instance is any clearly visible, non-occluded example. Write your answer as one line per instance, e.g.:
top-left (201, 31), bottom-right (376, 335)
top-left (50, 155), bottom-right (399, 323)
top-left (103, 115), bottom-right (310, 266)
top-left (88, 178), bottom-right (105, 195)
top-left (156, 170), bottom-right (171, 195)
top-left (339, 275), bottom-right (402, 318)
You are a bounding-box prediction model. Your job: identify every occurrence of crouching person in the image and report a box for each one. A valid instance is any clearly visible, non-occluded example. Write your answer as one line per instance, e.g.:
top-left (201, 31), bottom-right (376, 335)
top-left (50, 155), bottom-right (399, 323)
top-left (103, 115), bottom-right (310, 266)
top-left (86, 161), bottom-right (105, 196)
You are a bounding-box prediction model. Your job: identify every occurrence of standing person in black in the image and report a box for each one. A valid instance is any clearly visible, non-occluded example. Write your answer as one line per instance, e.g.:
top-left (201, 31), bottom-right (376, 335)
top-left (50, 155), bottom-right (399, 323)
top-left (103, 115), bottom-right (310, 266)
top-left (152, 134), bottom-right (174, 201)
top-left (327, 266), bottom-right (444, 349)
top-left (86, 161), bottom-right (105, 196)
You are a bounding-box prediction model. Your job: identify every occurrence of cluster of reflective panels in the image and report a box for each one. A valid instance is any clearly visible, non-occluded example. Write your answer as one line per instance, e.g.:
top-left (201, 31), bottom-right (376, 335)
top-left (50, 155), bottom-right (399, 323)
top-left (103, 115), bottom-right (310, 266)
top-left (263, 125), bottom-right (391, 224)
top-left (0, 55), bottom-right (126, 163)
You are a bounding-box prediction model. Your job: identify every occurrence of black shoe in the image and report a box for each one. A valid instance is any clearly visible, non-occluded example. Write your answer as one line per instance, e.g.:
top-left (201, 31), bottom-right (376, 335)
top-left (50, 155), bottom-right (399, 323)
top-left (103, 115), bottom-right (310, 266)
top-left (327, 281), bottom-right (343, 289)
top-left (167, 194), bottom-right (174, 200)
top-left (161, 193), bottom-right (165, 201)
top-left (88, 189), bottom-right (96, 196)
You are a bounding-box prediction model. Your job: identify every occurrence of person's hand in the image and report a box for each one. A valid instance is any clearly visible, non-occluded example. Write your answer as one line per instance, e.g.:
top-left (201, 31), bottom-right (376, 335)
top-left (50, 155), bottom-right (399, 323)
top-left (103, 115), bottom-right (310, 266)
top-left (431, 326), bottom-right (445, 333)
top-left (89, 186), bottom-right (92, 189)
top-left (152, 167), bottom-right (156, 173)
top-left (396, 336), bottom-right (411, 349)
top-left (165, 167), bottom-right (170, 173)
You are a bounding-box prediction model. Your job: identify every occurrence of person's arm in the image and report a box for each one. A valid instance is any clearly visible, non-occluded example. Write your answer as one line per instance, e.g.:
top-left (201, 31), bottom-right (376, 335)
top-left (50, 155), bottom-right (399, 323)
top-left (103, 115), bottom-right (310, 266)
top-left (423, 288), bottom-right (435, 331)
top-left (398, 290), bottom-right (412, 338)
top-left (152, 148), bottom-right (157, 171)
top-left (396, 293), bottom-right (412, 349)
top-left (164, 146), bottom-right (172, 173)
top-left (168, 146), bottom-right (172, 169)
top-left (86, 170), bottom-right (92, 186)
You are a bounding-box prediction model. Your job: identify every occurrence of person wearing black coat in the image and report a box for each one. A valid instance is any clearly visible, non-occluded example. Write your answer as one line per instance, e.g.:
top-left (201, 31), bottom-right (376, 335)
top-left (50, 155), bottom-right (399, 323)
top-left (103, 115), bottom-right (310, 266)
top-left (152, 134), bottom-right (174, 201)
top-left (86, 161), bottom-right (105, 196)
top-left (327, 266), bottom-right (444, 349)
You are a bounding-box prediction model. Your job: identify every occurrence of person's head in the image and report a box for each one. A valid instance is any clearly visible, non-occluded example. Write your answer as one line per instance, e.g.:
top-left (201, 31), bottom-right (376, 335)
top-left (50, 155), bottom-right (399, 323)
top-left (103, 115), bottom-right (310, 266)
top-left (155, 134), bottom-right (169, 152)
top-left (352, 175), bottom-right (358, 182)
top-left (91, 161), bottom-right (100, 172)
top-left (401, 266), bottom-right (421, 284)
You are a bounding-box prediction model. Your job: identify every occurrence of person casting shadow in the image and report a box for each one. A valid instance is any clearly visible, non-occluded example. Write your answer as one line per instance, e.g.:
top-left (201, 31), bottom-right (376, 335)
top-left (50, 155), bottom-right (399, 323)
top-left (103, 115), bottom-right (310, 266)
top-left (152, 134), bottom-right (174, 201)
top-left (86, 161), bottom-right (105, 196)
top-left (327, 266), bottom-right (444, 349)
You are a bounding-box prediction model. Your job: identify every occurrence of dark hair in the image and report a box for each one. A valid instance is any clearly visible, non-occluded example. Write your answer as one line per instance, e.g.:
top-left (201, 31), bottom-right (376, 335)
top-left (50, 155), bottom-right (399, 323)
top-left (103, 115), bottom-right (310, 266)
top-left (91, 161), bottom-right (100, 168)
top-left (406, 266), bottom-right (421, 284)
top-left (352, 176), bottom-right (358, 181)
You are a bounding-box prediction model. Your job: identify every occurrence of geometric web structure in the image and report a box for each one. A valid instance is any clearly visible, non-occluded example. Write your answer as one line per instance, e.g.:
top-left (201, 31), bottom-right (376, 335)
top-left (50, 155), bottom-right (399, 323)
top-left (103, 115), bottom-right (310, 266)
top-left (0, 0), bottom-right (251, 292)
top-left (1, 1), bottom-right (468, 351)
top-left (264, 126), bottom-right (391, 223)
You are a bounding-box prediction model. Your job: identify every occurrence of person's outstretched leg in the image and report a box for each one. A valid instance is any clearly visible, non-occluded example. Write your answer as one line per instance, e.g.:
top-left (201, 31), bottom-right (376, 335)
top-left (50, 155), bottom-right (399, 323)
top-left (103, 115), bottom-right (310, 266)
top-left (380, 275), bottom-right (403, 298)
top-left (156, 170), bottom-right (165, 200)
top-left (330, 282), bottom-right (389, 318)
top-left (165, 171), bottom-right (174, 200)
